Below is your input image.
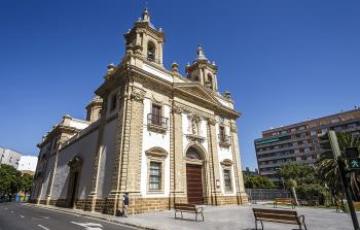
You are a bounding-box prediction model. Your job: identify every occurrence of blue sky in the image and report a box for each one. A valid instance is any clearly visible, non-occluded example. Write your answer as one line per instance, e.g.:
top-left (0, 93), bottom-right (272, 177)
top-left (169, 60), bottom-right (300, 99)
top-left (0, 0), bottom-right (359, 169)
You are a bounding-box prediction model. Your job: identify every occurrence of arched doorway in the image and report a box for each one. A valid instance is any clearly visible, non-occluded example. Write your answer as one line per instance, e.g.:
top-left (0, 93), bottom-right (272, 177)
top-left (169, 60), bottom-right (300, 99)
top-left (185, 146), bottom-right (204, 204)
top-left (66, 156), bottom-right (82, 208)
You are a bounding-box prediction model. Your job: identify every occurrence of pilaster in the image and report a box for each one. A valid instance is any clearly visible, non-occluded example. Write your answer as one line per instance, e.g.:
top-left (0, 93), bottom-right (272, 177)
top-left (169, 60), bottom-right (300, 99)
top-left (45, 142), bottom-right (63, 205)
top-left (170, 104), bottom-right (186, 204)
top-left (86, 98), bottom-right (108, 212)
top-left (108, 85), bottom-right (145, 214)
top-left (230, 120), bottom-right (248, 203)
top-left (206, 117), bottom-right (221, 205)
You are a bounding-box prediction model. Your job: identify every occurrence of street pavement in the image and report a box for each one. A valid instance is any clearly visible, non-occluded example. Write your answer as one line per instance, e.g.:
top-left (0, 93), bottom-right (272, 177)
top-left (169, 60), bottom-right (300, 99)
top-left (0, 202), bottom-right (138, 230)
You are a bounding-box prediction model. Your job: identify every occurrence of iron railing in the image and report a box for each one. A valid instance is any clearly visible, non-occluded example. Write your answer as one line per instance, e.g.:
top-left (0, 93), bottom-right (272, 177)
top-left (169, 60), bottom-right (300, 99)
top-left (147, 113), bottom-right (168, 130)
top-left (218, 134), bottom-right (231, 146)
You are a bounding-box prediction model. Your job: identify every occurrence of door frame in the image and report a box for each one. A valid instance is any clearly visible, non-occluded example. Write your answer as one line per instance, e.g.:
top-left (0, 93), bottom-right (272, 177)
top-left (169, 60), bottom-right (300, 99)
top-left (66, 156), bottom-right (82, 208)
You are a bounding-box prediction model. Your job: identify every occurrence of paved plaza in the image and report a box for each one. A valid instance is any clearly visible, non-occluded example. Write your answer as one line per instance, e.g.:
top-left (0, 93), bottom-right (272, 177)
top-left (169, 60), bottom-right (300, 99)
top-left (27, 203), bottom-right (360, 230)
top-left (115, 204), bottom-right (359, 230)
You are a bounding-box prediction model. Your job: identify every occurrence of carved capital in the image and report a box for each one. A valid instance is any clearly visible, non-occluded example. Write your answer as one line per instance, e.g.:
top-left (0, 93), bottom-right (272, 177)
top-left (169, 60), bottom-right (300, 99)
top-left (172, 105), bottom-right (183, 114)
top-left (130, 88), bottom-right (145, 102)
top-left (207, 117), bottom-right (216, 126)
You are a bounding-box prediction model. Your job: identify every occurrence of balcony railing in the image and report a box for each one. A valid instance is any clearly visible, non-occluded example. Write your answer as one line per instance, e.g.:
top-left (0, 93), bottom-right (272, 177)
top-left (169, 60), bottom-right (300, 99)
top-left (147, 113), bottom-right (168, 133)
top-left (218, 134), bottom-right (231, 147)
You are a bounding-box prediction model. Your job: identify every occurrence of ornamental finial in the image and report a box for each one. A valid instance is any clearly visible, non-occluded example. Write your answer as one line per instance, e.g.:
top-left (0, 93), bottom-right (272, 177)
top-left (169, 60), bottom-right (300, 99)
top-left (196, 45), bottom-right (208, 60)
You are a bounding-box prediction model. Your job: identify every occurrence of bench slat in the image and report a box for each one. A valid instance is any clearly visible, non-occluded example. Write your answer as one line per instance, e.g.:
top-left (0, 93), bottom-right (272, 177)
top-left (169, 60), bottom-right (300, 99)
top-left (253, 208), bottom-right (297, 215)
top-left (255, 214), bottom-right (299, 222)
top-left (256, 218), bottom-right (299, 224)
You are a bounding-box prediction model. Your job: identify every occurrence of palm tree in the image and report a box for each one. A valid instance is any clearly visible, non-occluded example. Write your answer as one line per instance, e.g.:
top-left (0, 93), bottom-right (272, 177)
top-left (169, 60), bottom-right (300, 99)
top-left (316, 132), bottom-right (360, 202)
top-left (286, 179), bottom-right (299, 206)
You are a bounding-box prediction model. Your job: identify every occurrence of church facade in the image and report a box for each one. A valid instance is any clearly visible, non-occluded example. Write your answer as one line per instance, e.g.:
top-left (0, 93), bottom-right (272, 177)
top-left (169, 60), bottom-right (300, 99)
top-left (31, 9), bottom-right (248, 215)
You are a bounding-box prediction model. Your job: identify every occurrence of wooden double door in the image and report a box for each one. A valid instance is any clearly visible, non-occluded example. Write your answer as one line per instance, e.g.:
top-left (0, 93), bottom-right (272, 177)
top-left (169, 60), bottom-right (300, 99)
top-left (186, 164), bottom-right (204, 204)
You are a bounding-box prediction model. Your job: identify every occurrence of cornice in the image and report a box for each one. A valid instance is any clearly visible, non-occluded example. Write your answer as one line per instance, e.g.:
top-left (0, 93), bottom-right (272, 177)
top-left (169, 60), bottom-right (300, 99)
top-left (38, 125), bottom-right (81, 148)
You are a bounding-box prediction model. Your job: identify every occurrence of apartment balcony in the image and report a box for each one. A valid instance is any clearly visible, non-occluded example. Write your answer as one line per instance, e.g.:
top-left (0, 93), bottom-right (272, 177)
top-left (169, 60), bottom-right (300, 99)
top-left (258, 153), bottom-right (296, 161)
top-left (147, 113), bottom-right (168, 133)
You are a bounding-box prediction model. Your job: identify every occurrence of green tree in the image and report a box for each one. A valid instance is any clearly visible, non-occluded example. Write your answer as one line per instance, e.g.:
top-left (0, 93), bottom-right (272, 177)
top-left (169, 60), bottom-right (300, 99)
top-left (286, 179), bottom-right (299, 205)
top-left (278, 163), bottom-right (325, 205)
top-left (316, 132), bottom-right (360, 201)
top-left (20, 173), bottom-right (33, 195)
top-left (0, 164), bottom-right (22, 200)
top-left (244, 175), bottom-right (275, 189)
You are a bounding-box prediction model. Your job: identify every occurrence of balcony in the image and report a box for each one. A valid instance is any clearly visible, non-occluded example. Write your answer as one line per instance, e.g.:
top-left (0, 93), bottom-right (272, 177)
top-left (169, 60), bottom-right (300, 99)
top-left (218, 134), bottom-right (231, 148)
top-left (147, 113), bottom-right (168, 133)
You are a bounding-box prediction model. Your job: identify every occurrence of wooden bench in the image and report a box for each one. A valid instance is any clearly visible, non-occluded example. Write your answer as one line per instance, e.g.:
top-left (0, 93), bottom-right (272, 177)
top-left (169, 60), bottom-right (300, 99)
top-left (253, 208), bottom-right (307, 230)
top-left (174, 203), bottom-right (204, 221)
top-left (273, 198), bottom-right (295, 209)
top-left (354, 202), bottom-right (360, 211)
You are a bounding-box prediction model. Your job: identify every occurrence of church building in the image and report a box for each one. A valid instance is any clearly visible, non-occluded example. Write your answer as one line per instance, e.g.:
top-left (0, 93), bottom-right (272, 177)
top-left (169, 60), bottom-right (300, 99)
top-left (31, 9), bottom-right (248, 214)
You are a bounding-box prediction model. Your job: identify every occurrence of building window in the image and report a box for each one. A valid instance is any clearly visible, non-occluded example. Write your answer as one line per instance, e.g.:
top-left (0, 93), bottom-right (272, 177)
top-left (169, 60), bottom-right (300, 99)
top-left (110, 94), bottom-right (117, 111)
top-left (218, 125), bottom-right (231, 147)
top-left (147, 41), bottom-right (156, 62)
top-left (145, 147), bottom-right (167, 193)
top-left (223, 169), bottom-right (233, 192)
top-left (151, 104), bottom-right (162, 125)
top-left (149, 161), bottom-right (161, 191)
top-left (147, 104), bottom-right (168, 133)
top-left (205, 74), bottom-right (213, 89)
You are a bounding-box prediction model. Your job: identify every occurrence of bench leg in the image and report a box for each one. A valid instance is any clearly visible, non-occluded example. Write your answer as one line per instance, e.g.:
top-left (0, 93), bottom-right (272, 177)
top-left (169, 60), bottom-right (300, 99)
top-left (181, 211), bottom-right (183, 219)
top-left (260, 220), bottom-right (264, 230)
top-left (302, 220), bottom-right (308, 230)
top-left (195, 212), bottom-right (198, 221)
top-left (201, 212), bottom-right (204, 222)
top-left (255, 220), bottom-right (258, 230)
top-left (175, 210), bottom-right (177, 219)
top-left (300, 215), bottom-right (307, 230)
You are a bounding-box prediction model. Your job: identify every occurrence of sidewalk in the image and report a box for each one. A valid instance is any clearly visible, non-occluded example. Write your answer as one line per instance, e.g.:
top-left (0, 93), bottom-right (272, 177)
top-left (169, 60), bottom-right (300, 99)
top-left (27, 203), bottom-right (359, 230)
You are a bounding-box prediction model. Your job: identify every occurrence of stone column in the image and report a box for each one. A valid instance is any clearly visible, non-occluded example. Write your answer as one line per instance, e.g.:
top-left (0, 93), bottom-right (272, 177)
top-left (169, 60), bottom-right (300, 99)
top-left (206, 117), bottom-right (221, 205)
top-left (124, 87), bottom-right (145, 193)
top-left (108, 86), bottom-right (145, 214)
top-left (170, 104), bottom-right (186, 205)
top-left (106, 86), bottom-right (130, 214)
top-left (45, 142), bottom-right (62, 205)
top-left (86, 99), bottom-right (108, 212)
top-left (230, 120), bottom-right (248, 204)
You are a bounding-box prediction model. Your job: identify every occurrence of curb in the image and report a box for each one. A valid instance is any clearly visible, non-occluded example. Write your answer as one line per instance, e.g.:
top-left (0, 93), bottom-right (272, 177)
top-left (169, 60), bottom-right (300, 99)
top-left (24, 203), bottom-right (157, 230)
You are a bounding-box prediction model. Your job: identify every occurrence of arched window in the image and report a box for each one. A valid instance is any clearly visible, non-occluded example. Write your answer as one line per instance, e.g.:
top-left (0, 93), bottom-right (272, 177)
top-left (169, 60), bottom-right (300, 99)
top-left (147, 41), bottom-right (156, 62)
top-left (206, 74), bottom-right (213, 89)
top-left (186, 147), bottom-right (202, 160)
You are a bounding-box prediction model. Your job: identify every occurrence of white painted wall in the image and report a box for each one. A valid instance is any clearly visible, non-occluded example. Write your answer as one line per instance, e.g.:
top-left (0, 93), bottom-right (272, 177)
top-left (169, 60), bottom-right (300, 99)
top-left (0, 147), bottom-right (22, 169)
top-left (69, 119), bottom-right (89, 130)
top-left (51, 130), bottom-right (99, 200)
top-left (143, 64), bottom-right (174, 83)
top-left (215, 121), bottom-right (236, 196)
top-left (17, 155), bottom-right (38, 172)
top-left (38, 156), bottom-right (55, 200)
top-left (97, 119), bottom-right (117, 198)
top-left (140, 98), bottom-right (171, 197)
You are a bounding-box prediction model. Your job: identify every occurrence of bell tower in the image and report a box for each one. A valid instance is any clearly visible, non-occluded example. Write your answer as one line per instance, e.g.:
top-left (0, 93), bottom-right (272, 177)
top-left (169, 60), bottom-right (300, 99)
top-left (186, 46), bottom-right (218, 91)
top-left (124, 9), bottom-right (165, 66)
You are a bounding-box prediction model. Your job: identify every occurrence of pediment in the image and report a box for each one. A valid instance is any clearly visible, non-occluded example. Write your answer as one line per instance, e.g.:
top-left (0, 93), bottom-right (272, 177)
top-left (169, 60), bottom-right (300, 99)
top-left (174, 83), bottom-right (221, 106)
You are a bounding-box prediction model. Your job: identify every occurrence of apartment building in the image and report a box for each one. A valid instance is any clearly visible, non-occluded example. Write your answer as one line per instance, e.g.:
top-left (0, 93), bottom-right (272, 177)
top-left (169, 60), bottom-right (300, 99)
top-left (0, 146), bottom-right (22, 169)
top-left (254, 108), bottom-right (360, 181)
